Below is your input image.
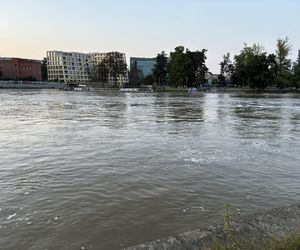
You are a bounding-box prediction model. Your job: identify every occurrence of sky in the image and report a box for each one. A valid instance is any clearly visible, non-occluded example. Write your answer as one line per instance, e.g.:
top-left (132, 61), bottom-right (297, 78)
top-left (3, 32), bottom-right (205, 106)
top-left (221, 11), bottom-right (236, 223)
top-left (0, 0), bottom-right (300, 73)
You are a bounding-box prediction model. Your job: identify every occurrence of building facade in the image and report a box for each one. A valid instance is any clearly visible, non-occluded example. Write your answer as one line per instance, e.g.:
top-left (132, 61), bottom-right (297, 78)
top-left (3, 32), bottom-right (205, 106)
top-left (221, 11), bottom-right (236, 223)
top-left (46, 51), bottom-right (90, 83)
top-left (47, 51), bottom-right (129, 86)
top-left (130, 57), bottom-right (156, 76)
top-left (0, 57), bottom-right (42, 81)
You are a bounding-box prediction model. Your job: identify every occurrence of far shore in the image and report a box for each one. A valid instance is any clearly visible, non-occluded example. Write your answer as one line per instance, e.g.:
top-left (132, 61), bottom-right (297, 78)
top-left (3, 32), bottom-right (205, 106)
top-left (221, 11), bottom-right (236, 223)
top-left (1, 81), bottom-right (300, 94)
top-left (0, 81), bottom-right (64, 90)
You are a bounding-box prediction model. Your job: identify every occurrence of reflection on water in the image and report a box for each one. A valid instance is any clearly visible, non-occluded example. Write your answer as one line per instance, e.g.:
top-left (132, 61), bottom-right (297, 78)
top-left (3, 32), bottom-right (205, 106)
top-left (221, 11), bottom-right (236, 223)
top-left (0, 90), bottom-right (300, 249)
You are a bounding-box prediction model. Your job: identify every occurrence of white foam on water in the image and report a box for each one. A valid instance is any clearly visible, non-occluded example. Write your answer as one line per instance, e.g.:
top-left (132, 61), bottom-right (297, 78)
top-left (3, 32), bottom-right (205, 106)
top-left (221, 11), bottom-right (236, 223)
top-left (7, 213), bottom-right (17, 220)
top-left (252, 141), bottom-right (281, 154)
top-left (192, 206), bottom-right (207, 212)
top-left (178, 148), bottom-right (252, 165)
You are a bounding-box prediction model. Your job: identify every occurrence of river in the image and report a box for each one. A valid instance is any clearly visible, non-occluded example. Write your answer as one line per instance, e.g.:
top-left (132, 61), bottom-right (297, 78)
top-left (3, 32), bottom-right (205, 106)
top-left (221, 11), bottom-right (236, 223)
top-left (0, 90), bottom-right (300, 250)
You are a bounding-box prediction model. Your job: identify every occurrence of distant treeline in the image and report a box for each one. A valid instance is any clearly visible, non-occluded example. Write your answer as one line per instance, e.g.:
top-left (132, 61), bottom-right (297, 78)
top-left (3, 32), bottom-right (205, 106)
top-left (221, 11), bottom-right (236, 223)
top-left (130, 37), bottom-right (300, 90)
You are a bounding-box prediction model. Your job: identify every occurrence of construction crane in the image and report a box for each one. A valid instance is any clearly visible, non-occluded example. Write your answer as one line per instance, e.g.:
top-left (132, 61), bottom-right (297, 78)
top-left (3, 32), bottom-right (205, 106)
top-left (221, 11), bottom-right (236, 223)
top-left (65, 57), bottom-right (96, 85)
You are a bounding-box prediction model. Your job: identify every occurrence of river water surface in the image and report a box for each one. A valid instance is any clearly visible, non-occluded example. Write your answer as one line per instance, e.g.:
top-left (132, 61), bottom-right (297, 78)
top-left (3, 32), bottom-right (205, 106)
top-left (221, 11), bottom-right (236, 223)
top-left (0, 90), bottom-right (300, 250)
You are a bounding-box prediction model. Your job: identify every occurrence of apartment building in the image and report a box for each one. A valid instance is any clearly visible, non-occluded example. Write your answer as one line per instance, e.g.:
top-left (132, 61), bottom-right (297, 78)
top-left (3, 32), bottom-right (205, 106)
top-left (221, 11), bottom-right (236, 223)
top-left (47, 51), bottom-right (129, 86)
top-left (47, 51), bottom-right (90, 83)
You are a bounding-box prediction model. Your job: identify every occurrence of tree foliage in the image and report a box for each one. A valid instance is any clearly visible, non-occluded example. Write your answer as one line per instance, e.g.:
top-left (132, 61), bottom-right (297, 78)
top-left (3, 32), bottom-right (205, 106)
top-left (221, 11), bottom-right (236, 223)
top-left (152, 51), bottom-right (168, 85)
top-left (129, 66), bottom-right (144, 87)
top-left (90, 61), bottom-right (109, 83)
top-left (276, 37), bottom-right (292, 88)
top-left (41, 57), bottom-right (48, 81)
top-left (143, 74), bottom-right (154, 86)
top-left (292, 50), bottom-right (300, 89)
top-left (103, 52), bottom-right (128, 84)
top-left (168, 46), bottom-right (208, 87)
top-left (231, 44), bottom-right (278, 90)
top-left (220, 53), bottom-right (234, 85)
top-left (186, 49), bottom-right (208, 85)
top-left (89, 52), bottom-right (127, 86)
top-left (168, 46), bottom-right (188, 86)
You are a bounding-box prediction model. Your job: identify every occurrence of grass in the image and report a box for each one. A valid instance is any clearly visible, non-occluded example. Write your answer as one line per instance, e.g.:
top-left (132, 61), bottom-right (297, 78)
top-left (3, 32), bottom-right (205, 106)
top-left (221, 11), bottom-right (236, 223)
top-left (212, 204), bottom-right (300, 250)
top-left (272, 231), bottom-right (300, 250)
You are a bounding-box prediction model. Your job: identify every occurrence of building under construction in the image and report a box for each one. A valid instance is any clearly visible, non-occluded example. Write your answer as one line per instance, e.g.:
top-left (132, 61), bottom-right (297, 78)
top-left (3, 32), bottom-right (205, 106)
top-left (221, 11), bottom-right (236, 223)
top-left (46, 51), bottom-right (129, 86)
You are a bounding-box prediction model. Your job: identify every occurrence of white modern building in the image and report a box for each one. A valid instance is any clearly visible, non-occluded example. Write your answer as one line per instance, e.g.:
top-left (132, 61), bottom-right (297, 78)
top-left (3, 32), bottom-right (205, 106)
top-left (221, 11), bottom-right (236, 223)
top-left (47, 51), bottom-right (129, 86)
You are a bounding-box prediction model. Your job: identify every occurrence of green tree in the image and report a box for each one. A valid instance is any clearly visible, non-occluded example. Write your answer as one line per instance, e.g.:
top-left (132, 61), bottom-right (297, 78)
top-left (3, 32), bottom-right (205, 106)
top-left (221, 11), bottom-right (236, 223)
top-left (41, 57), bottom-right (48, 81)
top-left (90, 61), bottom-right (109, 83)
top-left (129, 67), bottom-right (144, 87)
top-left (231, 43), bottom-right (278, 90)
top-left (249, 53), bottom-right (277, 90)
top-left (220, 53), bottom-right (234, 85)
top-left (168, 46), bottom-right (208, 87)
top-left (143, 74), bottom-right (154, 86)
top-left (103, 52), bottom-right (128, 87)
top-left (292, 50), bottom-right (300, 89)
top-left (89, 52), bottom-right (128, 87)
top-left (186, 49), bottom-right (208, 86)
top-left (168, 46), bottom-right (189, 87)
top-left (276, 37), bottom-right (292, 88)
top-left (232, 43), bottom-right (264, 87)
top-left (153, 51), bottom-right (168, 86)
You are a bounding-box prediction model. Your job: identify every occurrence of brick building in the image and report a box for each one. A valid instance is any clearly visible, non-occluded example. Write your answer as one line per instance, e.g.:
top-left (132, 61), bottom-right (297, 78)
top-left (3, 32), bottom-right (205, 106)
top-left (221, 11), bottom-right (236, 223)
top-left (0, 57), bottom-right (42, 81)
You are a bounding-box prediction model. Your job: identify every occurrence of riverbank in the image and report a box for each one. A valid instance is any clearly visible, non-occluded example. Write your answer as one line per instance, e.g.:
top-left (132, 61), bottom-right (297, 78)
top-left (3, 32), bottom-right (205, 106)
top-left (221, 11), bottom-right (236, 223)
top-left (125, 203), bottom-right (300, 250)
top-left (156, 86), bottom-right (300, 94)
top-left (0, 82), bottom-right (64, 89)
top-left (1, 82), bottom-right (300, 94)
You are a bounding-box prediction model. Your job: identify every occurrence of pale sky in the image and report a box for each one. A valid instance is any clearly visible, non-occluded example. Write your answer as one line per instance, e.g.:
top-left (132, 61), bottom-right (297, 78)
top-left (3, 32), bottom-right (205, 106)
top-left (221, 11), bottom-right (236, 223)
top-left (0, 0), bottom-right (300, 73)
